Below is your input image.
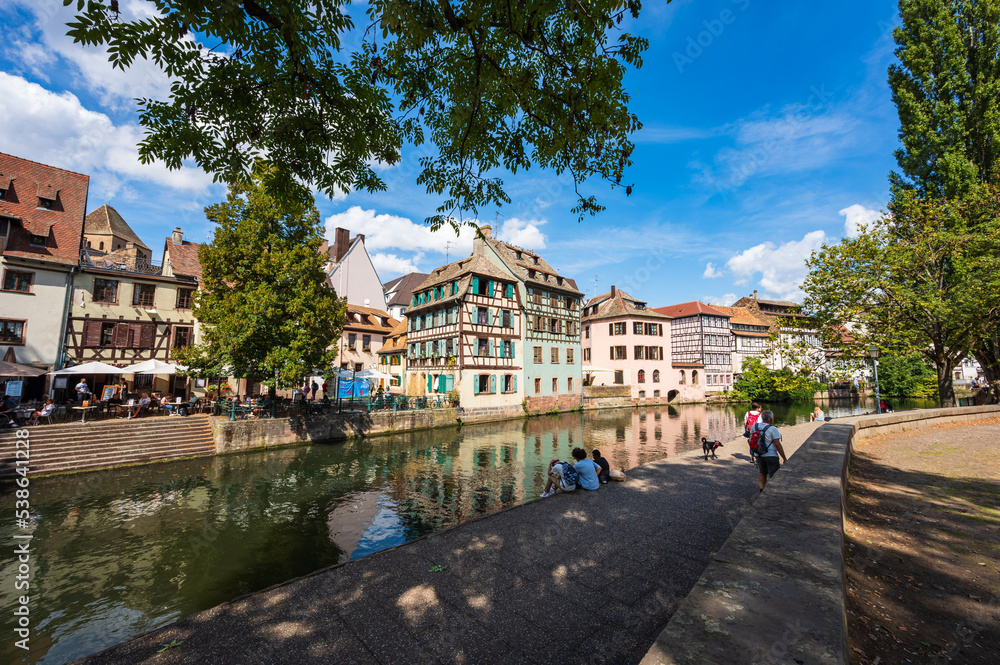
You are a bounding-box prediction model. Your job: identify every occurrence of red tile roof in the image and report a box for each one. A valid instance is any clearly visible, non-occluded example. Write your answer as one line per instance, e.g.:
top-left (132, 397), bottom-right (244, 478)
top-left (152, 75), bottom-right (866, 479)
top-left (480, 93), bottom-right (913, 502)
top-left (164, 237), bottom-right (203, 282)
top-left (0, 153), bottom-right (89, 266)
top-left (653, 301), bottom-right (730, 319)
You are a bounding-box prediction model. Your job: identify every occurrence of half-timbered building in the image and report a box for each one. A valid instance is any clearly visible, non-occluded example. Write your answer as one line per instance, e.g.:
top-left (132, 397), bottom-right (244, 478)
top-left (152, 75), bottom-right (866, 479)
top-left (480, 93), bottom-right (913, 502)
top-left (653, 301), bottom-right (733, 392)
top-left (64, 222), bottom-right (203, 396)
top-left (405, 254), bottom-right (523, 411)
top-left (376, 318), bottom-right (408, 393)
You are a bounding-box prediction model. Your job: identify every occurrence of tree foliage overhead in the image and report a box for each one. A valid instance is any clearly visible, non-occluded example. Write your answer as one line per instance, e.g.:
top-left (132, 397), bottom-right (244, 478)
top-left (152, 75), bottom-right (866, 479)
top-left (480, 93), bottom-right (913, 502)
top-left (802, 188), bottom-right (1000, 407)
top-left (63, 0), bottom-right (653, 225)
top-left (173, 163), bottom-right (345, 390)
top-left (889, 0), bottom-right (1000, 199)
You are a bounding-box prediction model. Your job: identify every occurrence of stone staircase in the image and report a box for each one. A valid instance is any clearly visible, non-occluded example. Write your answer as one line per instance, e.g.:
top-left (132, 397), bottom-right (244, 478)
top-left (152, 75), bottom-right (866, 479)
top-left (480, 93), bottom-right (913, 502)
top-left (0, 414), bottom-right (216, 479)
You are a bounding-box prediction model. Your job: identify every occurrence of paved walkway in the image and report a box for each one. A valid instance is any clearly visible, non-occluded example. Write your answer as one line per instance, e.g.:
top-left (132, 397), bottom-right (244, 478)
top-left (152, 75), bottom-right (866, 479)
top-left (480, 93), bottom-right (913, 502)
top-left (73, 422), bottom-right (824, 665)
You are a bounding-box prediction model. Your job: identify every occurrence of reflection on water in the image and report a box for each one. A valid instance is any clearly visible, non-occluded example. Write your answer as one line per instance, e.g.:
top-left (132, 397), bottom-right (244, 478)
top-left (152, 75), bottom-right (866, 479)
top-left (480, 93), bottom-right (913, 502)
top-left (0, 397), bottom-right (936, 663)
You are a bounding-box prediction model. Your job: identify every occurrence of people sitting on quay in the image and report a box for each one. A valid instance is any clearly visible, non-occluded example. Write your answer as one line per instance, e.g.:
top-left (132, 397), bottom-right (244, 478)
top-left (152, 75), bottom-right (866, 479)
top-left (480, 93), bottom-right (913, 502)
top-left (541, 458), bottom-right (577, 497)
top-left (28, 399), bottom-right (56, 426)
top-left (592, 449), bottom-right (610, 484)
top-left (809, 407), bottom-right (825, 422)
top-left (572, 447), bottom-right (601, 491)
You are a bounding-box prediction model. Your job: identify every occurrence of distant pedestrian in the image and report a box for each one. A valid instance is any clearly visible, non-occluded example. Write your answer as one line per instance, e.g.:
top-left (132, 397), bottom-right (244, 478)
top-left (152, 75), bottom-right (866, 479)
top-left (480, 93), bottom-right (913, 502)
top-left (75, 378), bottom-right (91, 402)
top-left (743, 401), bottom-right (762, 462)
top-left (750, 410), bottom-right (787, 492)
top-left (321, 381), bottom-right (328, 399)
top-left (591, 449), bottom-right (610, 484)
top-left (310, 381), bottom-right (319, 401)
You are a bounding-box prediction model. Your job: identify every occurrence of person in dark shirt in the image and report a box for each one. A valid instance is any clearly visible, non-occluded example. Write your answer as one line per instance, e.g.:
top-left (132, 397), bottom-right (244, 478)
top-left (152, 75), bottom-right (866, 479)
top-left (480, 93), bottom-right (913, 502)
top-left (592, 449), bottom-right (610, 484)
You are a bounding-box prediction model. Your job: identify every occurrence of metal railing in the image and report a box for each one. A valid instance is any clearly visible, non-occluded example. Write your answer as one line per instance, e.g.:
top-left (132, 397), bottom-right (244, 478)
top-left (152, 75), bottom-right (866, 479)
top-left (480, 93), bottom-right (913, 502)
top-left (81, 249), bottom-right (163, 276)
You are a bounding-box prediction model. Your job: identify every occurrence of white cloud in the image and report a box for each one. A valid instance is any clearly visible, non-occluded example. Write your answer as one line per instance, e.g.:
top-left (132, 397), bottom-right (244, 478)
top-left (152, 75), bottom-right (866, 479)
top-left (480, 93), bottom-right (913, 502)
top-left (725, 229), bottom-right (828, 301)
top-left (323, 206), bottom-right (477, 255)
top-left (703, 262), bottom-right (722, 278)
top-left (497, 217), bottom-right (547, 249)
top-left (370, 253), bottom-right (420, 277)
top-left (0, 73), bottom-right (215, 197)
top-left (703, 293), bottom-right (738, 307)
top-left (9, 0), bottom-right (175, 110)
top-left (839, 203), bottom-right (881, 238)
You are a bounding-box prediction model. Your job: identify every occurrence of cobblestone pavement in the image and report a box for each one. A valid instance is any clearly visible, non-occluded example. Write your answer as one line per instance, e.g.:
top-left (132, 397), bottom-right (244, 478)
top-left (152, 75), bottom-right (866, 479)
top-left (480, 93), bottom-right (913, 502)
top-left (73, 422), bottom-right (823, 665)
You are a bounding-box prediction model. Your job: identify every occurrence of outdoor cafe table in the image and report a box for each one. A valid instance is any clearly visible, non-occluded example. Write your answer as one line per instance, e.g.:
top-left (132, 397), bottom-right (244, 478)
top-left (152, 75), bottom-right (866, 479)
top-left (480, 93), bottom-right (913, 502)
top-left (72, 405), bottom-right (99, 423)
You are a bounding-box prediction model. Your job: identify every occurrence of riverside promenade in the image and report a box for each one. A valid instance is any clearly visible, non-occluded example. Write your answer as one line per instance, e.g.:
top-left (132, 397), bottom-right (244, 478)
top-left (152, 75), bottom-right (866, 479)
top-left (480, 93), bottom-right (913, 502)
top-left (73, 422), bottom-right (824, 665)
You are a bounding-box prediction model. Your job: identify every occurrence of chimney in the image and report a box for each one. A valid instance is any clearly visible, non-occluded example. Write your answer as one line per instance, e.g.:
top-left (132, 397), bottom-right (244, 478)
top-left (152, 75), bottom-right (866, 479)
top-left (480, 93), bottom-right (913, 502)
top-left (611, 285), bottom-right (616, 297)
top-left (334, 227), bottom-right (350, 262)
top-left (473, 224), bottom-right (492, 256)
top-left (752, 289), bottom-right (758, 301)
top-left (172, 227), bottom-right (183, 245)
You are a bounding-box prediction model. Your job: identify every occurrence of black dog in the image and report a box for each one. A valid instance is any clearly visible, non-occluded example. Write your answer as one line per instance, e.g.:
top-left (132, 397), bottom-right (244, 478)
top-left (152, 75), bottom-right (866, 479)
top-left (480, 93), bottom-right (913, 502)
top-left (702, 437), bottom-right (723, 460)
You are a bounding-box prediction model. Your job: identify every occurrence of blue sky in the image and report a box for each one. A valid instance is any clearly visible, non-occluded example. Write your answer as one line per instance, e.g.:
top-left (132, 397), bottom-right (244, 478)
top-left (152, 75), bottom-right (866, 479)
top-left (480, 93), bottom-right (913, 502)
top-left (1, 0), bottom-right (899, 306)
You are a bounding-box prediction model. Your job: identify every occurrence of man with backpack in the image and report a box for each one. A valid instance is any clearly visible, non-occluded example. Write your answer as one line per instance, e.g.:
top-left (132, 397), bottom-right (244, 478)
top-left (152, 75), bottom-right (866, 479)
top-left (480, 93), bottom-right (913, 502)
top-left (743, 402), bottom-right (762, 463)
top-left (541, 458), bottom-right (578, 497)
top-left (748, 410), bottom-right (787, 491)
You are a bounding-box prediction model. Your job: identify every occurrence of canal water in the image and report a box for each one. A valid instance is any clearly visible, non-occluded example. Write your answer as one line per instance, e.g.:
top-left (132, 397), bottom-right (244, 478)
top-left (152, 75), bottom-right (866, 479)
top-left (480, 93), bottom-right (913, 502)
top-left (1, 398), bottom-right (935, 663)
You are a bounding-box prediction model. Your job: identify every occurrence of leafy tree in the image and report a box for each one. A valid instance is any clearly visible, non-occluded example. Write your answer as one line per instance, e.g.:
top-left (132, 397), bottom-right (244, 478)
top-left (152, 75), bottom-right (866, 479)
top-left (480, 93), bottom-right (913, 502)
top-left (63, 0), bottom-right (653, 224)
top-left (890, 0), bottom-right (1000, 399)
top-left (874, 353), bottom-right (938, 398)
top-left (732, 357), bottom-right (818, 403)
top-left (174, 163), bottom-right (345, 393)
top-left (802, 188), bottom-right (1000, 407)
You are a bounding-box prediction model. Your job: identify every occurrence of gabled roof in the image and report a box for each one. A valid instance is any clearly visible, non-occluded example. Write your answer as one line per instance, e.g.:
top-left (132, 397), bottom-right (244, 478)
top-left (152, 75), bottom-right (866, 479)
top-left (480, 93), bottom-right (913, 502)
top-left (84, 204), bottom-right (150, 250)
top-left (377, 318), bottom-right (408, 354)
top-left (583, 289), bottom-right (670, 322)
top-left (344, 305), bottom-right (398, 333)
top-left (407, 254), bottom-right (514, 314)
top-left (653, 301), bottom-right (730, 319)
top-left (384, 272), bottom-right (430, 307)
top-left (163, 236), bottom-right (203, 281)
top-left (710, 305), bottom-right (770, 328)
top-left (486, 238), bottom-right (582, 295)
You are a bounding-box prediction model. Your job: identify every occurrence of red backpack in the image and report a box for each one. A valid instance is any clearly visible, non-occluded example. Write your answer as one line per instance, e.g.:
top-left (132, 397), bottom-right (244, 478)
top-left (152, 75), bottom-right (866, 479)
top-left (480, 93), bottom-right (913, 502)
top-left (748, 424), bottom-right (772, 455)
top-left (743, 411), bottom-right (761, 438)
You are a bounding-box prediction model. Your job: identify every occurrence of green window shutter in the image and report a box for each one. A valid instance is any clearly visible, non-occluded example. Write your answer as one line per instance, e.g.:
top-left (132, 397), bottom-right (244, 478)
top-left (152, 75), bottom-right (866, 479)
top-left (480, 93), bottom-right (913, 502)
top-left (488, 339), bottom-right (494, 357)
top-left (507, 283), bottom-right (513, 298)
top-left (487, 308), bottom-right (492, 326)
top-left (438, 374), bottom-right (447, 393)
top-left (490, 374), bottom-right (496, 394)
top-left (473, 339), bottom-right (479, 357)
top-left (446, 374), bottom-right (454, 391)
top-left (427, 373), bottom-right (433, 392)
top-left (512, 375), bottom-right (517, 392)
top-left (488, 280), bottom-right (494, 296)
top-left (474, 377), bottom-right (480, 395)
top-left (511, 341), bottom-right (516, 357)
top-left (472, 276), bottom-right (479, 293)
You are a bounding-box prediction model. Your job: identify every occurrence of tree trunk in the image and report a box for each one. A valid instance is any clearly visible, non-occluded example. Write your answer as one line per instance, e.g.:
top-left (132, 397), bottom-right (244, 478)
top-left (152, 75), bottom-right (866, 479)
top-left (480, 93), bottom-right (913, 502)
top-left (936, 357), bottom-right (957, 407)
top-left (973, 329), bottom-right (1000, 404)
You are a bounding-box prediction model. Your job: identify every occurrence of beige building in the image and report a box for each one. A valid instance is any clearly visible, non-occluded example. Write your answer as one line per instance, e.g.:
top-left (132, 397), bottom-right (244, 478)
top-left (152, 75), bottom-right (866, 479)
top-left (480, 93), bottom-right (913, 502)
top-left (376, 318), bottom-right (407, 393)
top-left (83, 204), bottom-right (152, 263)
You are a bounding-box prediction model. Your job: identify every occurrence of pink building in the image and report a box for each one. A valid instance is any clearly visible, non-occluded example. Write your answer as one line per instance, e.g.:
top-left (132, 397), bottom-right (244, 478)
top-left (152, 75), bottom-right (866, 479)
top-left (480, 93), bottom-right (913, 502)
top-left (582, 287), bottom-right (700, 403)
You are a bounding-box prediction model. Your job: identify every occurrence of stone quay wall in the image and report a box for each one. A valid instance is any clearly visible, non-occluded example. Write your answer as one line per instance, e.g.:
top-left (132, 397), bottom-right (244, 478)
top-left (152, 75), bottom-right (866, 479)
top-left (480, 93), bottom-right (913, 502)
top-left (639, 404), bottom-right (1000, 665)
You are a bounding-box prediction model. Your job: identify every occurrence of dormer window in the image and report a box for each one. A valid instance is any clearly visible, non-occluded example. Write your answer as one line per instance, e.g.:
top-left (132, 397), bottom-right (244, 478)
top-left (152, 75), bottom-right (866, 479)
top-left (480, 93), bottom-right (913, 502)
top-left (29, 235), bottom-right (46, 246)
top-left (37, 198), bottom-right (53, 210)
top-left (0, 188), bottom-right (6, 201)
top-left (533, 256), bottom-right (539, 264)
top-left (556, 277), bottom-right (563, 286)
top-left (528, 269), bottom-right (535, 278)
top-left (515, 251), bottom-right (522, 259)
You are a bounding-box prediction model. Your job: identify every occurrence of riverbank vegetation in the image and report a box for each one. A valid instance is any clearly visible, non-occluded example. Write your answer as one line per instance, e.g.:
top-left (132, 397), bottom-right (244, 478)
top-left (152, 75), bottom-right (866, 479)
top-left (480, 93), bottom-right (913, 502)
top-left (731, 358), bottom-right (822, 403)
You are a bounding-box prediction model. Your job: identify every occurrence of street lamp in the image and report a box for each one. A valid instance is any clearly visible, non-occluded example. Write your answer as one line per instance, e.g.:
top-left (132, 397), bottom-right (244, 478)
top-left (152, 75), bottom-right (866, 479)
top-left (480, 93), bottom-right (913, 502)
top-left (868, 345), bottom-right (881, 414)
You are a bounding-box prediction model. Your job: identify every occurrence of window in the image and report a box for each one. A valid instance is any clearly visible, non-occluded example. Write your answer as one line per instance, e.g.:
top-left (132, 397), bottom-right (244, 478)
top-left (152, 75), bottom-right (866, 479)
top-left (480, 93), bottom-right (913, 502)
top-left (37, 198), bottom-right (53, 210)
top-left (478, 338), bottom-right (489, 356)
top-left (613, 322), bottom-right (626, 335)
top-left (363, 334), bottom-right (371, 351)
top-left (584, 325), bottom-right (590, 339)
top-left (551, 347), bottom-right (559, 364)
top-left (0, 186), bottom-right (6, 200)
top-left (654, 390), bottom-right (660, 397)
top-left (348, 333), bottom-right (357, 348)
top-left (132, 284), bottom-right (156, 308)
top-left (355, 363), bottom-right (363, 372)
top-left (638, 390), bottom-right (646, 398)
top-left (638, 369), bottom-right (646, 383)
top-left (176, 288), bottom-right (194, 309)
top-left (634, 321), bottom-right (643, 335)
top-left (502, 310), bottom-right (512, 328)
top-left (93, 279), bottom-right (119, 303)
top-left (652, 369), bottom-right (660, 383)
top-left (550, 318), bottom-right (558, 333)
top-left (692, 370), bottom-right (699, 385)
top-left (614, 370), bottom-right (624, 385)
top-left (391, 354), bottom-right (401, 365)
top-left (503, 374), bottom-right (515, 393)
top-left (3, 270), bottom-right (33, 293)
top-left (0, 320), bottom-right (25, 344)
top-left (534, 345), bottom-right (543, 364)
top-left (478, 307), bottom-right (489, 325)
top-left (634, 345), bottom-right (645, 360)
top-left (534, 377), bottom-right (542, 394)
top-left (583, 348), bottom-right (591, 361)
top-left (679, 370), bottom-right (686, 384)
top-left (503, 340), bottom-right (512, 358)
top-left (611, 345), bottom-right (626, 360)
top-left (173, 326), bottom-right (193, 349)
top-left (566, 348), bottom-right (574, 364)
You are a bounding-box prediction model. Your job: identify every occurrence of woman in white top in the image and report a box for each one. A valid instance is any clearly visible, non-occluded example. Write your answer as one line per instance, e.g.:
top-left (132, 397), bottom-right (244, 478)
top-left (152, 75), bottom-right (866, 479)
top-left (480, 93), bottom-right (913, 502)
top-left (810, 407), bottom-right (825, 422)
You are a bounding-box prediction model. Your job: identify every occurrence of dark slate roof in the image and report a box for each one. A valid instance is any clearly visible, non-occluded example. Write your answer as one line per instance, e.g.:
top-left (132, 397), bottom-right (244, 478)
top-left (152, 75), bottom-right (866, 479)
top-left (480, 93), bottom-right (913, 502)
top-left (486, 238), bottom-right (582, 295)
top-left (85, 204), bottom-right (150, 250)
top-left (583, 289), bottom-right (670, 322)
top-left (384, 272), bottom-right (430, 307)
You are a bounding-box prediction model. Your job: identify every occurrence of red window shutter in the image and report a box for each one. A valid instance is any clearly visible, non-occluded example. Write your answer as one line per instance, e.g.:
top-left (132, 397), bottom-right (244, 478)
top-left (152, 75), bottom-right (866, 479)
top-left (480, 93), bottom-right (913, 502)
top-left (128, 323), bottom-right (143, 348)
top-left (139, 323), bottom-right (155, 348)
top-left (113, 322), bottom-right (130, 347)
top-left (84, 320), bottom-right (103, 347)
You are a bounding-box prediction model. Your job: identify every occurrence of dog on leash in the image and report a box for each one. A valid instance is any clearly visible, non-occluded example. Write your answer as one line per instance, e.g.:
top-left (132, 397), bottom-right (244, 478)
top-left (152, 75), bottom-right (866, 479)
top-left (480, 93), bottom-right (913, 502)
top-left (702, 437), bottom-right (723, 460)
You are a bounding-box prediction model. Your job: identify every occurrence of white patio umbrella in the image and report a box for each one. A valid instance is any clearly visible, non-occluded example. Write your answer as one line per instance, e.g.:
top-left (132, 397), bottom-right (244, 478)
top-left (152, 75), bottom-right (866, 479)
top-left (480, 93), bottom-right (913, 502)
top-left (581, 366), bottom-right (616, 373)
top-left (126, 359), bottom-right (186, 374)
top-left (48, 361), bottom-right (128, 375)
top-left (356, 369), bottom-right (393, 381)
